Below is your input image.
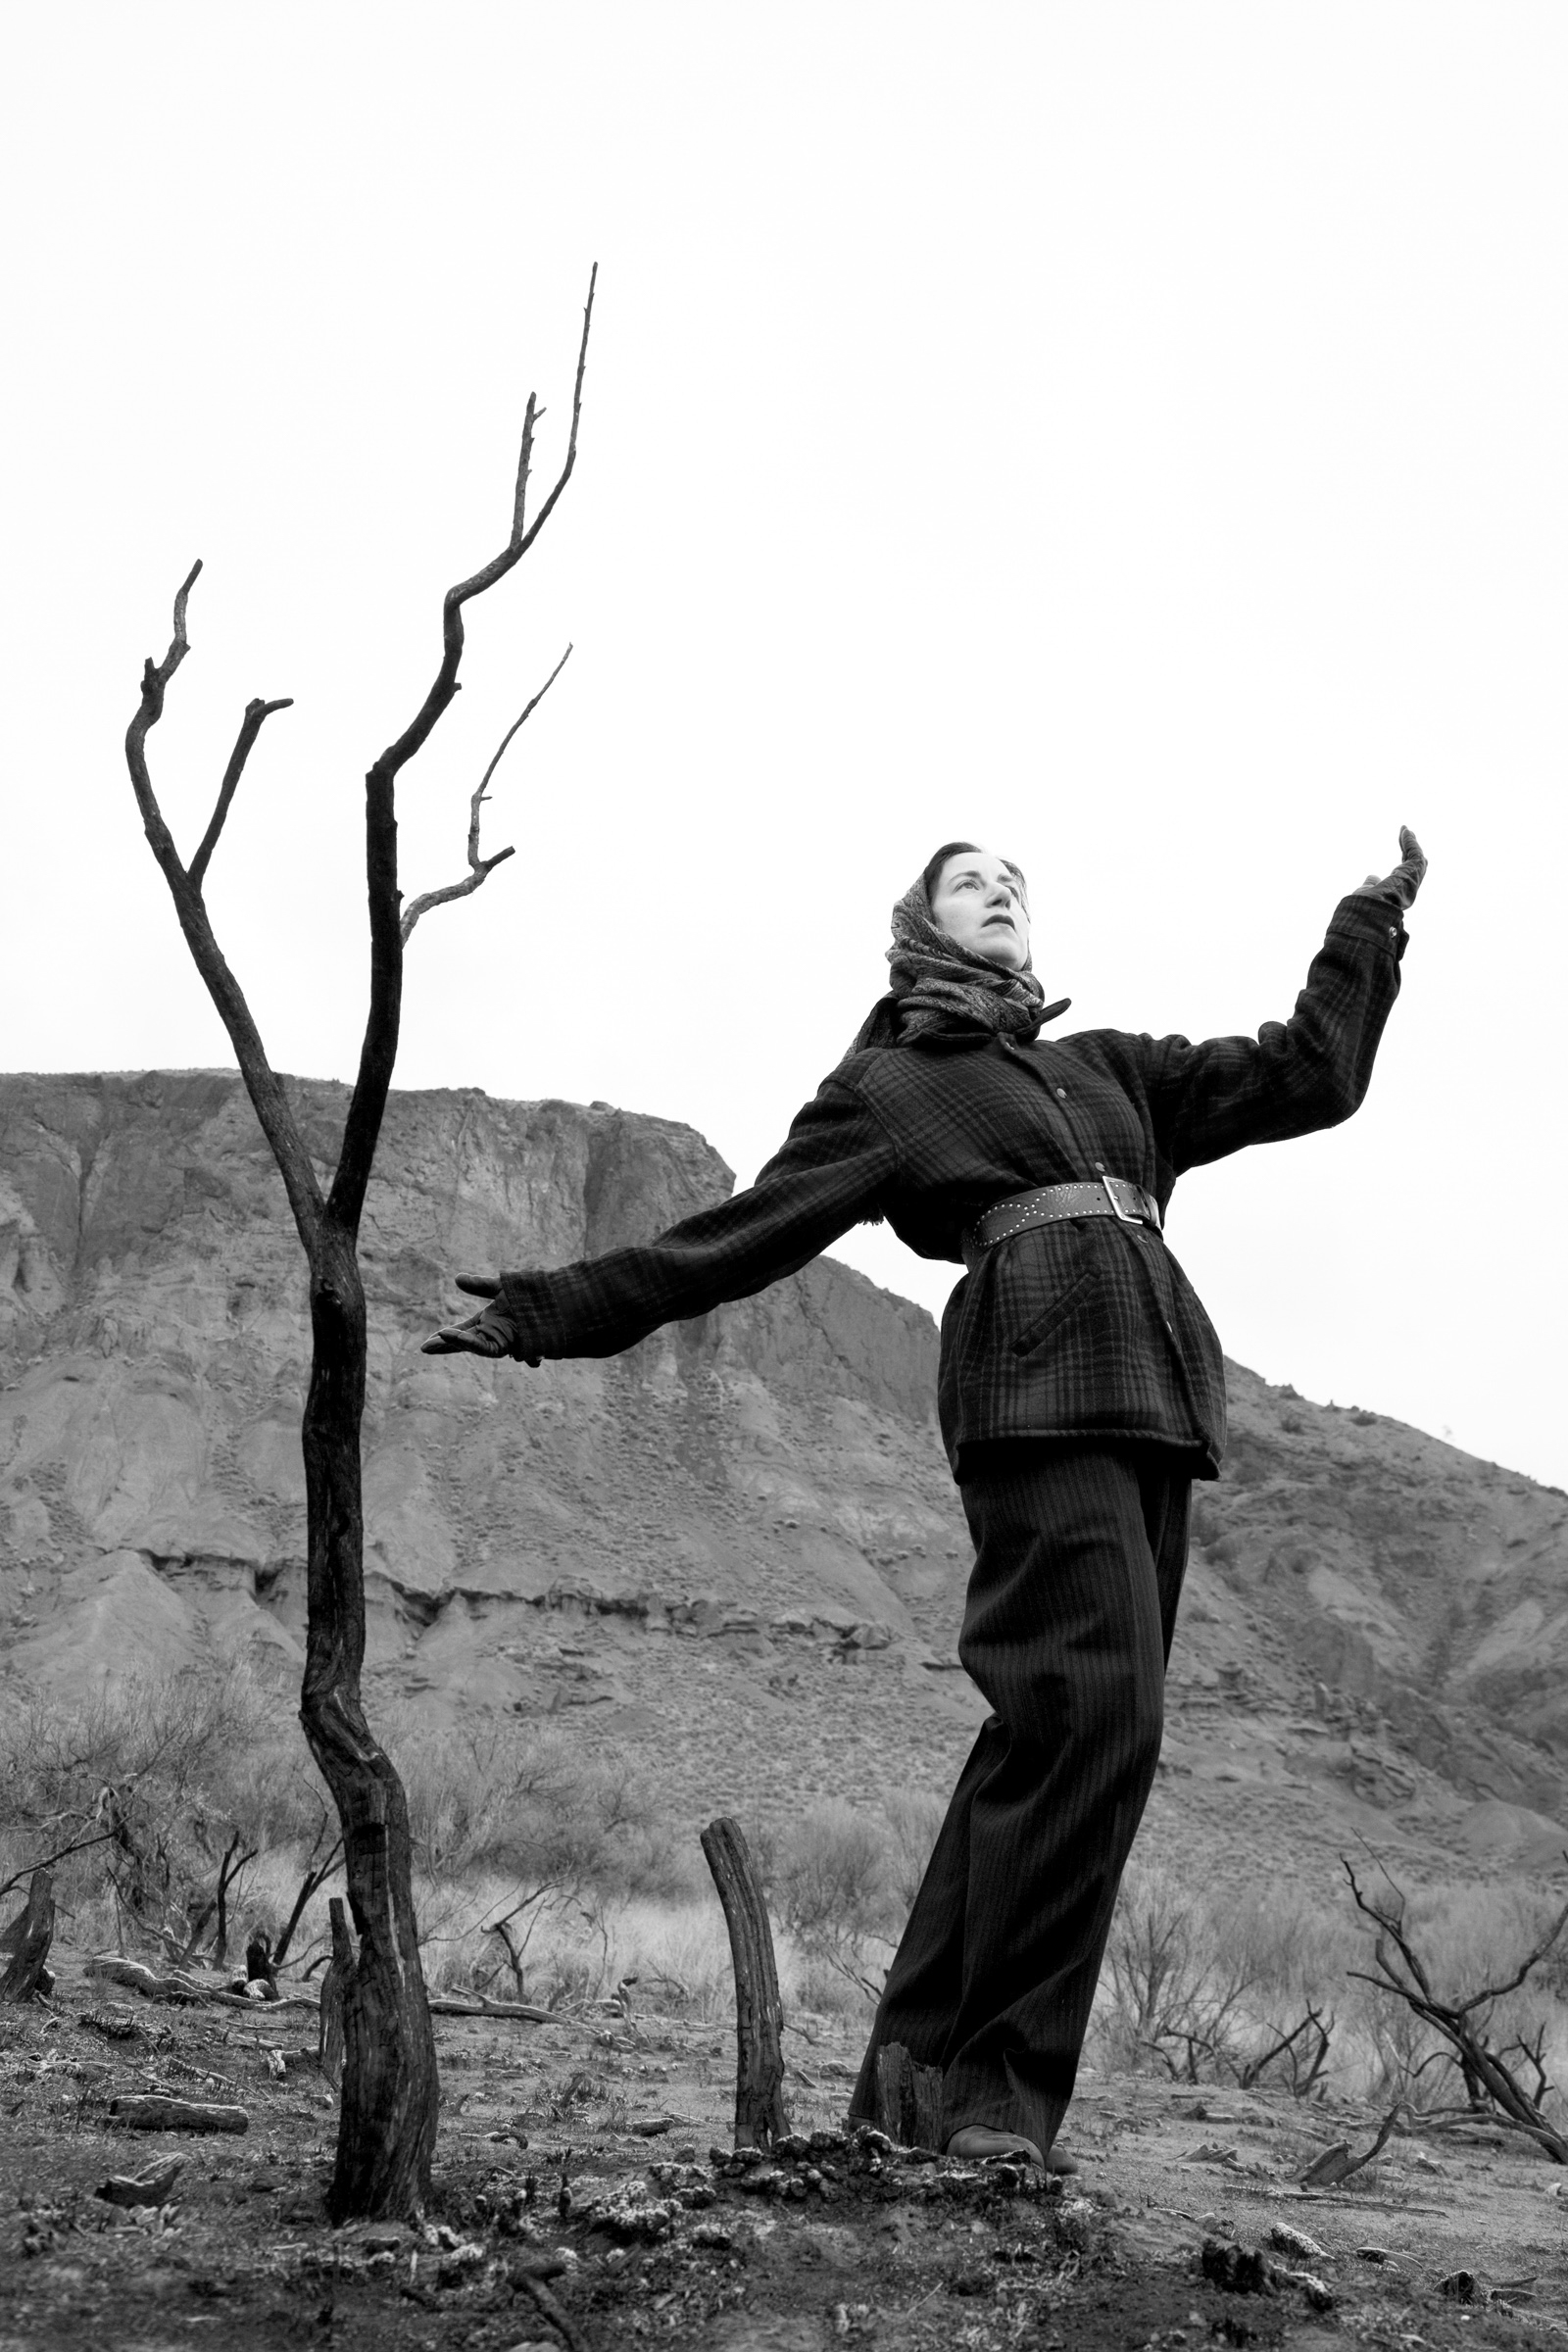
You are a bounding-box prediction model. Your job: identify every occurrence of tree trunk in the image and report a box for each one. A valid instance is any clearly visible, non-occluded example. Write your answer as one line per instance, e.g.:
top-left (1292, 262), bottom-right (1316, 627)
top-left (300, 1221), bottom-right (438, 2219)
top-left (701, 1817), bottom-right (789, 2151)
top-left (0, 1869), bottom-right (55, 2002)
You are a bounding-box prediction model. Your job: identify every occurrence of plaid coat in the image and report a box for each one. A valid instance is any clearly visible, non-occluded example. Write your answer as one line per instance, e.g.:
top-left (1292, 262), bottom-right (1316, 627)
top-left (499, 894), bottom-right (1406, 1478)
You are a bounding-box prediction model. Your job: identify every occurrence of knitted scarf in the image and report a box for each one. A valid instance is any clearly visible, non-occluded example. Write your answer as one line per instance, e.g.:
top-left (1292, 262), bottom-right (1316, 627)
top-left (843, 862), bottom-right (1070, 1057)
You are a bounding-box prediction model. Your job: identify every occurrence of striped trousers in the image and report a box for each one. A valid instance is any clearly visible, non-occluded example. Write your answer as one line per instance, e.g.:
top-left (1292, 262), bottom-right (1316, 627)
top-left (850, 1442), bottom-right (1191, 2155)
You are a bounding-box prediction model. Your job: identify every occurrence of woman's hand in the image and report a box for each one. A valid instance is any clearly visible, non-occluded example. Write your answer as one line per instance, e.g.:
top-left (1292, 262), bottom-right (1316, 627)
top-left (1351, 825), bottom-right (1427, 909)
top-left (419, 1273), bottom-right (540, 1363)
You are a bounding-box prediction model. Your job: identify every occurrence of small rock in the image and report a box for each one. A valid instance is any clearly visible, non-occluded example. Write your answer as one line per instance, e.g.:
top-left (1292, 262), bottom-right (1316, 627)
top-left (586, 2186), bottom-right (675, 2243)
top-left (691, 2223), bottom-right (732, 2249)
top-left (1440, 2271), bottom-right (1484, 2304)
top-left (1299, 2140), bottom-right (1352, 2186)
top-left (1268, 2222), bottom-right (1328, 2263)
top-left (97, 2158), bottom-right (183, 2209)
top-left (1274, 2266), bottom-right (1335, 2311)
top-left (1356, 2244), bottom-right (1396, 2265)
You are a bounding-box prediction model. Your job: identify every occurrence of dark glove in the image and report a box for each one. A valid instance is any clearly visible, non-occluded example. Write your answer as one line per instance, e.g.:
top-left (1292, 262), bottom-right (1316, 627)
top-left (1350, 825), bottom-right (1427, 910)
top-left (419, 1273), bottom-right (540, 1364)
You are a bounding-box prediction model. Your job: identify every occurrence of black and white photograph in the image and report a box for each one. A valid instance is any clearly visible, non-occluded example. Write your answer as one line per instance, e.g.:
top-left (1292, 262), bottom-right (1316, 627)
top-left (0, 7), bottom-right (1565, 2346)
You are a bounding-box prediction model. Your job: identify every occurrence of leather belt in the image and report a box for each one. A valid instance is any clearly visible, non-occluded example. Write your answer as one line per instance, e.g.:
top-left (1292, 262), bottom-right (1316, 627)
top-left (961, 1176), bottom-right (1162, 1274)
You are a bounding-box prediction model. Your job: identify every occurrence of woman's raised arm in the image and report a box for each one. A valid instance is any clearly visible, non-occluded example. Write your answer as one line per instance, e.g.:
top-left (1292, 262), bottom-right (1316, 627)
top-left (1140, 829), bottom-right (1424, 1176)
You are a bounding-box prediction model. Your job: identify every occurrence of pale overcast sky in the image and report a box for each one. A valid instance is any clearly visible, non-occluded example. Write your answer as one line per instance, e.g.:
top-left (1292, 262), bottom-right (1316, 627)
top-left (2, 6), bottom-right (1564, 1487)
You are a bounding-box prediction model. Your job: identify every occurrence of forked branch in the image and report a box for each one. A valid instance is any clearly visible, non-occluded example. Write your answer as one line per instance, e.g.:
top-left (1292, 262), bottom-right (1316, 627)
top-left (124, 572), bottom-right (322, 1246)
top-left (371, 265), bottom-right (596, 790)
top-left (400, 645), bottom-right (571, 944)
top-left (1344, 1856), bottom-right (1568, 2163)
top-left (331, 265), bottom-right (596, 1228)
top-left (190, 696), bottom-right (295, 889)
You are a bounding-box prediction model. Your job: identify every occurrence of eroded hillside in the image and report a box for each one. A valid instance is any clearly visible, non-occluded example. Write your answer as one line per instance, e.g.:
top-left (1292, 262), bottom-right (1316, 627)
top-left (0, 1070), bottom-right (1563, 1887)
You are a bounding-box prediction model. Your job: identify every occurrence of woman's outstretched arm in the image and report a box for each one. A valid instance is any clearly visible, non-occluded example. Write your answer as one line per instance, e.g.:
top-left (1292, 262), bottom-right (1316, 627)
top-left (1140, 828), bottom-right (1425, 1175)
top-left (421, 1077), bottom-right (900, 1361)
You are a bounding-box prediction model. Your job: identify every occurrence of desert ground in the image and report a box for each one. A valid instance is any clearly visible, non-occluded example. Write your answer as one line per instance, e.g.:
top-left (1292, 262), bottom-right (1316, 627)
top-left (3, 1935), bottom-right (1566, 2352)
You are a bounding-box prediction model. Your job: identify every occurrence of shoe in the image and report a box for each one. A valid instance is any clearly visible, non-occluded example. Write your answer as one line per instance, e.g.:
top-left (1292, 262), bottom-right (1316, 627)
top-left (944, 2125), bottom-right (1079, 2174)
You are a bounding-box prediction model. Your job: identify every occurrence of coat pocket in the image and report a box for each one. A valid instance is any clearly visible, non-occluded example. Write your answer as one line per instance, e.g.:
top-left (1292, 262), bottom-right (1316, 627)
top-left (1010, 1262), bottom-right (1102, 1357)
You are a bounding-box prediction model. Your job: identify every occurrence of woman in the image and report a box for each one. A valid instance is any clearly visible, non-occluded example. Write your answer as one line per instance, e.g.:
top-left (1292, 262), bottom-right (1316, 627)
top-left (423, 828), bottom-right (1424, 2169)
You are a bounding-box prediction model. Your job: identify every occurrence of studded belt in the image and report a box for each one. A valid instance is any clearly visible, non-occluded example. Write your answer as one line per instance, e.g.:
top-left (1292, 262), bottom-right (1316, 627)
top-left (961, 1176), bottom-right (1162, 1274)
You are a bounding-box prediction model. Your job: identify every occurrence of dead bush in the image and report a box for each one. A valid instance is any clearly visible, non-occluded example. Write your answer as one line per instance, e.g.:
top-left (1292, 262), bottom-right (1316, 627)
top-left (774, 1799), bottom-right (894, 2004)
top-left (882, 1788), bottom-right (946, 1915)
top-left (1346, 1860), bottom-right (1568, 2153)
top-left (0, 1664), bottom-right (326, 1960)
top-left (1098, 1863), bottom-right (1346, 2093)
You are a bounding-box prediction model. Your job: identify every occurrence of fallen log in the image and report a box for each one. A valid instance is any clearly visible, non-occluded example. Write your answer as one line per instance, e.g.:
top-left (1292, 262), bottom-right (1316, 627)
top-left (0, 1870), bottom-right (56, 2003)
top-left (97, 2157), bottom-right (184, 2208)
top-left (86, 1954), bottom-right (314, 2012)
top-left (427, 1995), bottom-right (556, 2022)
top-left (109, 2095), bottom-right (249, 2134)
top-left (701, 1816), bottom-right (789, 2151)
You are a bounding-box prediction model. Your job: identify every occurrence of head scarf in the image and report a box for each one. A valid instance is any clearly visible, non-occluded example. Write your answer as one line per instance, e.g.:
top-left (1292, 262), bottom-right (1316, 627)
top-left (842, 856), bottom-right (1070, 1058)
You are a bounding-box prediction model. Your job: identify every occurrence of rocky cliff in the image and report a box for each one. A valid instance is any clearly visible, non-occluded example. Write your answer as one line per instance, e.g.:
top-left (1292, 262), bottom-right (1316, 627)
top-left (1, 1071), bottom-right (1563, 1887)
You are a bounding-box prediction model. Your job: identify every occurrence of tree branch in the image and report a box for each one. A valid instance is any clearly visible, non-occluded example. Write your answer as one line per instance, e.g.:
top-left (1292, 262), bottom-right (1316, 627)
top-left (0, 1830), bottom-right (117, 1908)
top-left (400, 644), bottom-right (571, 945)
top-left (373, 266), bottom-right (596, 795)
top-left (189, 697), bottom-right (294, 890)
top-left (328, 266), bottom-right (596, 1231)
top-left (123, 572), bottom-right (324, 1248)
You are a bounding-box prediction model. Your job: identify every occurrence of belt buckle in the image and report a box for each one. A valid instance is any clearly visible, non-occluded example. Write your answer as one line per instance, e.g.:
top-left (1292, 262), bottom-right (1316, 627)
top-left (1100, 1174), bottom-right (1142, 1226)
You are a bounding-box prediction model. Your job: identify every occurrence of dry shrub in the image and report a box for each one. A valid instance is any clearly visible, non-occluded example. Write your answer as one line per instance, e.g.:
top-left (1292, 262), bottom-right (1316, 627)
top-left (773, 1799), bottom-right (896, 2006)
top-left (1096, 1861), bottom-right (1353, 2092)
top-left (1346, 1874), bottom-right (1568, 2122)
top-left (0, 1663), bottom-right (327, 1955)
top-left (1093, 1857), bottom-right (1568, 2116)
top-left (883, 1788), bottom-right (947, 1914)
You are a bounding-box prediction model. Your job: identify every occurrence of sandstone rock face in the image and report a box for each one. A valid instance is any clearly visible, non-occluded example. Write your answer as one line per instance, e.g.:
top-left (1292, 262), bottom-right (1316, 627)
top-left (0, 1070), bottom-right (1563, 1872)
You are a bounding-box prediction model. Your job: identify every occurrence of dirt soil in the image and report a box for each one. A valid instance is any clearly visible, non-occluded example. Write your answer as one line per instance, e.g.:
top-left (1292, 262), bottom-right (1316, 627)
top-left (3, 1956), bottom-right (1565, 2352)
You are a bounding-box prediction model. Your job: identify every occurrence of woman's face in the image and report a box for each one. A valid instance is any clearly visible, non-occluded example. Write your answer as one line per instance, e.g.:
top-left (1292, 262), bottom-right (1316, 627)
top-left (929, 848), bottom-right (1031, 971)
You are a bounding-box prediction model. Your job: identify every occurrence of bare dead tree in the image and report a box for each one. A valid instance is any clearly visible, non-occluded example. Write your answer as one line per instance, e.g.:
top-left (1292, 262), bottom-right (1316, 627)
top-left (271, 1816), bottom-right (344, 1971)
top-left (1238, 2003), bottom-right (1334, 2097)
top-left (0, 1831), bottom-right (117, 1907)
top-left (1345, 1858), bottom-right (1568, 2164)
top-left (122, 270), bottom-right (596, 2219)
top-left (212, 1830), bottom-right (258, 1966)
